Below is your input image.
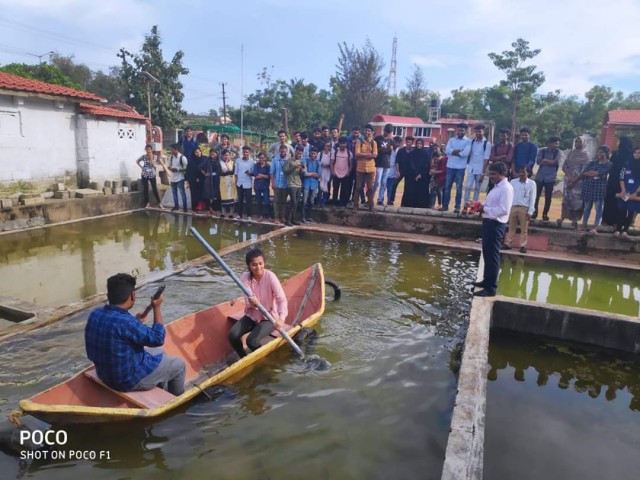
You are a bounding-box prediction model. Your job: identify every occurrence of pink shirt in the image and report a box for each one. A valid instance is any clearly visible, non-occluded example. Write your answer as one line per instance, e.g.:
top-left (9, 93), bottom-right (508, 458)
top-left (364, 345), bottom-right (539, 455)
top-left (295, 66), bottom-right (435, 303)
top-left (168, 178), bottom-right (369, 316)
top-left (332, 149), bottom-right (350, 178)
top-left (241, 270), bottom-right (288, 323)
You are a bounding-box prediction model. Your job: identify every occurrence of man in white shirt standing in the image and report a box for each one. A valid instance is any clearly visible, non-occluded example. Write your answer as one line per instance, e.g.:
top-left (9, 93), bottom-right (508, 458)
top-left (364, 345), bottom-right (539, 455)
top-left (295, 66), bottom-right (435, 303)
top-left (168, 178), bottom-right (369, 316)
top-left (503, 165), bottom-right (537, 253)
top-left (462, 124), bottom-right (491, 214)
top-left (467, 162), bottom-right (514, 297)
top-left (442, 123), bottom-right (472, 213)
top-left (168, 143), bottom-right (188, 212)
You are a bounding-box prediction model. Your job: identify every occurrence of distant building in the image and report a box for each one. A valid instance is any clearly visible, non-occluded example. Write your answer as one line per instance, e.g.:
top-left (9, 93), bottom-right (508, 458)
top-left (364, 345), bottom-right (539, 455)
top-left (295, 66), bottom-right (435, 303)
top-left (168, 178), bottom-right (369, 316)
top-left (0, 71), bottom-right (147, 188)
top-left (600, 110), bottom-right (640, 149)
top-left (370, 114), bottom-right (492, 145)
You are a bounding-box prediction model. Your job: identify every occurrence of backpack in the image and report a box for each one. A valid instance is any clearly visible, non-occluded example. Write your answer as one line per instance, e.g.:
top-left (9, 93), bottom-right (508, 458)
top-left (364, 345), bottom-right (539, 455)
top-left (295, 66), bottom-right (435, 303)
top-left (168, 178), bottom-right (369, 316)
top-left (467, 139), bottom-right (488, 164)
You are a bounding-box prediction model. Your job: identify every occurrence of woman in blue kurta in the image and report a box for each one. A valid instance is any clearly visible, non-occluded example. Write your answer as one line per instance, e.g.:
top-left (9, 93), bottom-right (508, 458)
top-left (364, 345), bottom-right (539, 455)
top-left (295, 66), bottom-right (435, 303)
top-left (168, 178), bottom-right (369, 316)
top-left (614, 147), bottom-right (640, 238)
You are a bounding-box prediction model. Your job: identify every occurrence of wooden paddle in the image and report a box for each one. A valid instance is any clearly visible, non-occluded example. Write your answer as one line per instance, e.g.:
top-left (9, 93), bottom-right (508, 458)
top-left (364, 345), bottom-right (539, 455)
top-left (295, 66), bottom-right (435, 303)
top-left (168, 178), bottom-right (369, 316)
top-left (190, 227), bottom-right (330, 370)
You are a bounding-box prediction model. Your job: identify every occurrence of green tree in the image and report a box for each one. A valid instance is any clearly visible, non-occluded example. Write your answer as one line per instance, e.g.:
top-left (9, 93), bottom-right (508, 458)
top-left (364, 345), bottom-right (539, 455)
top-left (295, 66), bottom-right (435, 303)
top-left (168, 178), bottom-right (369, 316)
top-left (575, 85), bottom-right (615, 135)
top-left (398, 64), bottom-right (438, 119)
top-left (488, 38), bottom-right (545, 138)
top-left (331, 40), bottom-right (388, 126)
top-left (441, 87), bottom-right (489, 119)
top-left (88, 67), bottom-right (125, 103)
top-left (0, 63), bottom-right (81, 89)
top-left (50, 54), bottom-right (92, 89)
top-left (117, 25), bottom-right (188, 133)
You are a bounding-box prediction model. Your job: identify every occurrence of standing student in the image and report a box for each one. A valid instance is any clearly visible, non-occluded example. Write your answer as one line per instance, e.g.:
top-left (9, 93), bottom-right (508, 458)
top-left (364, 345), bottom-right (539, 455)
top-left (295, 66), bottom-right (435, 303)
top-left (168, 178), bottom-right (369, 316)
top-left (429, 143), bottom-right (447, 209)
top-left (271, 145), bottom-right (290, 225)
top-left (302, 147), bottom-right (321, 223)
top-left (614, 147), bottom-right (640, 238)
top-left (201, 149), bottom-right (222, 216)
top-left (353, 124), bottom-right (378, 210)
top-left (559, 136), bottom-right (590, 228)
top-left (186, 147), bottom-right (205, 212)
top-left (386, 136), bottom-right (402, 206)
top-left (346, 126), bottom-right (362, 206)
top-left (235, 146), bottom-right (255, 220)
top-left (488, 128), bottom-right (514, 188)
top-left (318, 142), bottom-right (333, 207)
top-left (468, 162), bottom-right (514, 297)
top-left (602, 136), bottom-right (634, 226)
top-left (374, 123), bottom-right (394, 205)
top-left (219, 150), bottom-right (237, 218)
top-left (503, 165), bottom-right (536, 253)
top-left (512, 127), bottom-right (538, 178)
top-left (228, 248), bottom-right (288, 358)
top-left (167, 143), bottom-right (188, 212)
top-left (284, 147), bottom-right (305, 226)
top-left (179, 126), bottom-right (198, 160)
top-left (462, 124), bottom-right (491, 213)
top-left (330, 137), bottom-right (353, 206)
top-left (268, 130), bottom-right (295, 160)
top-left (136, 144), bottom-right (164, 209)
top-left (442, 123), bottom-right (471, 213)
top-left (402, 138), bottom-right (431, 208)
top-left (393, 136), bottom-right (414, 206)
top-left (581, 145), bottom-right (612, 233)
top-left (252, 152), bottom-right (271, 222)
top-left (533, 136), bottom-right (561, 222)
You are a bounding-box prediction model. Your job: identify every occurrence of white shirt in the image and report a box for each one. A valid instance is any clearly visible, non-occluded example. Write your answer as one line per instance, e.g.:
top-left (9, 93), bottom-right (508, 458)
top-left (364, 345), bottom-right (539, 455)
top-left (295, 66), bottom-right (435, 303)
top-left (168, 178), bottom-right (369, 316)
top-left (467, 138), bottom-right (491, 174)
top-left (510, 177), bottom-right (537, 215)
top-left (445, 136), bottom-right (472, 169)
top-left (482, 177), bottom-right (513, 223)
top-left (168, 154), bottom-right (186, 182)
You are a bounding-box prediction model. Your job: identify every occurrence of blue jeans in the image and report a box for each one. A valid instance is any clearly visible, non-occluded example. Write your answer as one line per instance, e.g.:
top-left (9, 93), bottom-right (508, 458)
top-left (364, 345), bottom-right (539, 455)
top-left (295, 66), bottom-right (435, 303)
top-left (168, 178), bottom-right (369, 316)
top-left (582, 199), bottom-right (603, 226)
top-left (302, 187), bottom-right (318, 220)
top-left (255, 186), bottom-right (270, 217)
top-left (443, 168), bottom-right (466, 210)
top-left (374, 167), bottom-right (390, 203)
top-left (464, 172), bottom-right (483, 203)
top-left (171, 180), bottom-right (187, 210)
top-left (386, 176), bottom-right (397, 204)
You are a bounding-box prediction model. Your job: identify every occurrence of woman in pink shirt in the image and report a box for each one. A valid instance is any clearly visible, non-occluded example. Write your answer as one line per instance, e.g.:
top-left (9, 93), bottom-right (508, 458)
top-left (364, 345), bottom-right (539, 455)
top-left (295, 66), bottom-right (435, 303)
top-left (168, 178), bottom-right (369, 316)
top-left (228, 248), bottom-right (288, 358)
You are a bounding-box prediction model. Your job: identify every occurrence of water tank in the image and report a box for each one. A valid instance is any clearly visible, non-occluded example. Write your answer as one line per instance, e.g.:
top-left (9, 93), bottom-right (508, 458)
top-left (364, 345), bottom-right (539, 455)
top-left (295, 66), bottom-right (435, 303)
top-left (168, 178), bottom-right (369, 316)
top-left (430, 99), bottom-right (439, 108)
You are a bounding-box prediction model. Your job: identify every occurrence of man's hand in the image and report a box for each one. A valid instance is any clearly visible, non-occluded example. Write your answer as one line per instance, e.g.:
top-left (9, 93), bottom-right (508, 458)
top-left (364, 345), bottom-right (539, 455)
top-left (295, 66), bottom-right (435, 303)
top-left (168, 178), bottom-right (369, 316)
top-left (152, 295), bottom-right (164, 308)
top-left (135, 311), bottom-right (148, 322)
top-left (452, 149), bottom-right (461, 156)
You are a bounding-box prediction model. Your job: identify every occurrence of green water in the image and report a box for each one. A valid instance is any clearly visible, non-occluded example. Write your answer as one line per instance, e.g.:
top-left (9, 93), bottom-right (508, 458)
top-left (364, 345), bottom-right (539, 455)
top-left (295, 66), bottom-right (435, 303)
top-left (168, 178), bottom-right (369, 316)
top-left (0, 211), bottom-right (272, 307)
top-left (485, 330), bottom-right (640, 480)
top-left (498, 256), bottom-right (640, 316)
top-left (0, 231), bottom-right (478, 480)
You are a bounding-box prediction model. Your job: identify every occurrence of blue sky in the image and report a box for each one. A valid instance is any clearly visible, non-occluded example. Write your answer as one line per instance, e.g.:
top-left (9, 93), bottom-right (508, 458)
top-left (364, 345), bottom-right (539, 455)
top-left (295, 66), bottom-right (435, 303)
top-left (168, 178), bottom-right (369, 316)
top-left (1, 0), bottom-right (639, 116)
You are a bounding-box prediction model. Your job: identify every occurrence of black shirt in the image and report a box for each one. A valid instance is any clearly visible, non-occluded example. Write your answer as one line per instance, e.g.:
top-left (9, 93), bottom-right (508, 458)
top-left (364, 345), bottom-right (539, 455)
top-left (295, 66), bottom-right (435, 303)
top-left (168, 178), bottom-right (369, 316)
top-left (375, 135), bottom-right (393, 168)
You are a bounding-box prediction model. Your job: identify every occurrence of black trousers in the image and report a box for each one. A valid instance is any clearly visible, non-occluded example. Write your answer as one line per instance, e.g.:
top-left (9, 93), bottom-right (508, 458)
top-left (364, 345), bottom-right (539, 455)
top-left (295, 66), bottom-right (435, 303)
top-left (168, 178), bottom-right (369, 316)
top-left (481, 219), bottom-right (507, 294)
top-left (141, 177), bottom-right (161, 205)
top-left (617, 206), bottom-right (637, 233)
top-left (534, 181), bottom-right (554, 217)
top-left (332, 176), bottom-right (351, 205)
top-left (237, 187), bottom-right (252, 217)
top-left (228, 316), bottom-right (274, 357)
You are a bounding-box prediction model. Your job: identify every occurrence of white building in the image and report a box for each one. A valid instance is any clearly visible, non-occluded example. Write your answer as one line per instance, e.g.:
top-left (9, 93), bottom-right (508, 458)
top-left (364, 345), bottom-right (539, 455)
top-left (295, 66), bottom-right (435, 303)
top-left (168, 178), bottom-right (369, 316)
top-left (0, 71), bottom-right (148, 188)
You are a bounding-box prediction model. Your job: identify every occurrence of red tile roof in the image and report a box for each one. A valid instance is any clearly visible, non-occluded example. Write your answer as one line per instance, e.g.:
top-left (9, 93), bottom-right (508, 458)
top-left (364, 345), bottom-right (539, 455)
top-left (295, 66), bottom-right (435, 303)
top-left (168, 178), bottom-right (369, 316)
top-left (607, 110), bottom-right (640, 125)
top-left (370, 114), bottom-right (426, 125)
top-left (79, 103), bottom-right (148, 121)
top-left (0, 71), bottom-right (104, 102)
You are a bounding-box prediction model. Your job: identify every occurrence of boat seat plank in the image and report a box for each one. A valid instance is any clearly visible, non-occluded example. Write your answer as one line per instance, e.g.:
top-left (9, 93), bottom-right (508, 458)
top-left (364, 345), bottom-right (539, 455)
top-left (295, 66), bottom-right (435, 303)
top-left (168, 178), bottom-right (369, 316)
top-left (84, 368), bottom-right (175, 409)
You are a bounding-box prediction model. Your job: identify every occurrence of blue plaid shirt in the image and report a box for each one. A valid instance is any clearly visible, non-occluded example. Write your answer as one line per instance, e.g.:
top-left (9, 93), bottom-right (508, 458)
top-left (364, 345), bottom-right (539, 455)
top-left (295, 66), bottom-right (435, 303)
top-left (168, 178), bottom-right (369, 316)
top-left (271, 155), bottom-right (288, 189)
top-left (85, 305), bottom-right (165, 391)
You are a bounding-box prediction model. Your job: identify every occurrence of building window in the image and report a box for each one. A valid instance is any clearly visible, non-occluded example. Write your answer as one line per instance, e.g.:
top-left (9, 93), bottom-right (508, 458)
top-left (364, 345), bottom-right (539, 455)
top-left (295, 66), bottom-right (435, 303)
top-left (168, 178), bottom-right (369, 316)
top-left (447, 129), bottom-right (455, 139)
top-left (392, 126), bottom-right (405, 137)
top-left (413, 127), bottom-right (431, 138)
top-left (117, 127), bottom-right (136, 140)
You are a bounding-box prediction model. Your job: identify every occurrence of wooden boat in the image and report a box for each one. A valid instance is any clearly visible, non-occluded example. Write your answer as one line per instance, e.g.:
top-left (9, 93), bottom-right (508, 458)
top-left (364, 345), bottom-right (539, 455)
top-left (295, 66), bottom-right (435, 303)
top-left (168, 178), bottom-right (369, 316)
top-left (18, 264), bottom-right (325, 425)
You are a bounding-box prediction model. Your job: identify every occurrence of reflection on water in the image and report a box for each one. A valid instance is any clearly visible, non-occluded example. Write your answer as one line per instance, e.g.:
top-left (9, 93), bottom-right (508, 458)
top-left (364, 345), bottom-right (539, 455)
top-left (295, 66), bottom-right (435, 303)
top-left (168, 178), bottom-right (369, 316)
top-left (0, 231), bottom-right (478, 480)
top-left (485, 330), bottom-right (640, 480)
top-left (498, 256), bottom-right (640, 316)
top-left (0, 212), bottom-right (272, 307)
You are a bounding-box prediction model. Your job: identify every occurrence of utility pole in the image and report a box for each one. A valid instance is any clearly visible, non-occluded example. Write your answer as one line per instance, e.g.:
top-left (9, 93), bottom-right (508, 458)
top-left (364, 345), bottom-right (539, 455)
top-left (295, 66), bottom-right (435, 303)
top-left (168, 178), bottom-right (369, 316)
top-left (220, 82), bottom-right (228, 125)
top-left (388, 35), bottom-right (397, 97)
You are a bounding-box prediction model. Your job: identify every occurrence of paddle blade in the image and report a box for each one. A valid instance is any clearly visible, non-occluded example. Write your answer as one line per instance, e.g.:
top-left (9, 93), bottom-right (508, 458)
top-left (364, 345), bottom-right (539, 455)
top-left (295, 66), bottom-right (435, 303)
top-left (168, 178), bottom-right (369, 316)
top-left (304, 355), bottom-right (331, 371)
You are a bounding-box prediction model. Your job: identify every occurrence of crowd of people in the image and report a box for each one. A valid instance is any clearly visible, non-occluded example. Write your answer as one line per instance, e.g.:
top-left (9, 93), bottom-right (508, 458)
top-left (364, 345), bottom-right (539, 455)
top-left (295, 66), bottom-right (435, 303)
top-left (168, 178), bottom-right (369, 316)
top-left (135, 123), bottom-right (639, 238)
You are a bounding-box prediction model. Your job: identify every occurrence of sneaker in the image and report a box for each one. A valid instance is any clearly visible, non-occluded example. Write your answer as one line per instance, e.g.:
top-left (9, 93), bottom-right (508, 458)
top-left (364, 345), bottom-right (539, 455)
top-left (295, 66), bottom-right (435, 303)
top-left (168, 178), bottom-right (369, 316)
top-left (542, 216), bottom-right (549, 223)
top-left (257, 216), bottom-right (263, 222)
top-left (145, 203), bottom-right (151, 208)
top-left (234, 215), bottom-right (242, 220)
top-left (387, 202), bottom-right (394, 206)
top-left (171, 207), bottom-right (179, 212)
top-left (501, 244), bottom-right (512, 250)
top-left (346, 201), bottom-right (354, 208)
top-left (307, 218), bottom-right (315, 224)
top-left (284, 220), bottom-right (292, 226)
top-left (622, 232), bottom-right (630, 239)
top-left (300, 219), bottom-right (308, 224)
top-left (519, 246), bottom-right (527, 253)
top-left (158, 204), bottom-right (165, 210)
top-left (453, 208), bottom-right (461, 214)
top-left (291, 220), bottom-right (301, 226)
top-left (589, 228), bottom-right (598, 235)
top-left (247, 216), bottom-right (253, 221)
top-left (437, 207), bottom-right (448, 212)
top-left (377, 201), bottom-right (384, 206)
top-left (183, 209), bottom-right (188, 213)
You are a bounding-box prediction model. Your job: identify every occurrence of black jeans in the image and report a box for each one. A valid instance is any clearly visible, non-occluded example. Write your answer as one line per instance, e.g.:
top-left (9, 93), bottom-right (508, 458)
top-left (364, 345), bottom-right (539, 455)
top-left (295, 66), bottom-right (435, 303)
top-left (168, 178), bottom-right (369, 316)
top-left (141, 177), bottom-right (161, 205)
top-left (617, 206), bottom-right (636, 233)
top-left (332, 176), bottom-right (351, 205)
top-left (236, 187), bottom-right (252, 217)
top-left (228, 316), bottom-right (274, 357)
top-left (481, 219), bottom-right (507, 294)
top-left (534, 181), bottom-right (554, 217)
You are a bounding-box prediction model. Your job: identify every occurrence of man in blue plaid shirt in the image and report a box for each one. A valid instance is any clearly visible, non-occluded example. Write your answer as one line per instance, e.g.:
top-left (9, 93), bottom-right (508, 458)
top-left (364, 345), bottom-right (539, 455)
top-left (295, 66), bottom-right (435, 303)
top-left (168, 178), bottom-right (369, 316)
top-left (85, 274), bottom-right (185, 395)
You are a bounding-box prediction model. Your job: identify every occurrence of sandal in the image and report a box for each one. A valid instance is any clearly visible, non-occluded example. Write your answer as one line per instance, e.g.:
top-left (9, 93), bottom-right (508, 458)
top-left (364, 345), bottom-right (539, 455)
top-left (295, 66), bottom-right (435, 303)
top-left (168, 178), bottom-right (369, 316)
top-left (589, 228), bottom-right (598, 235)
